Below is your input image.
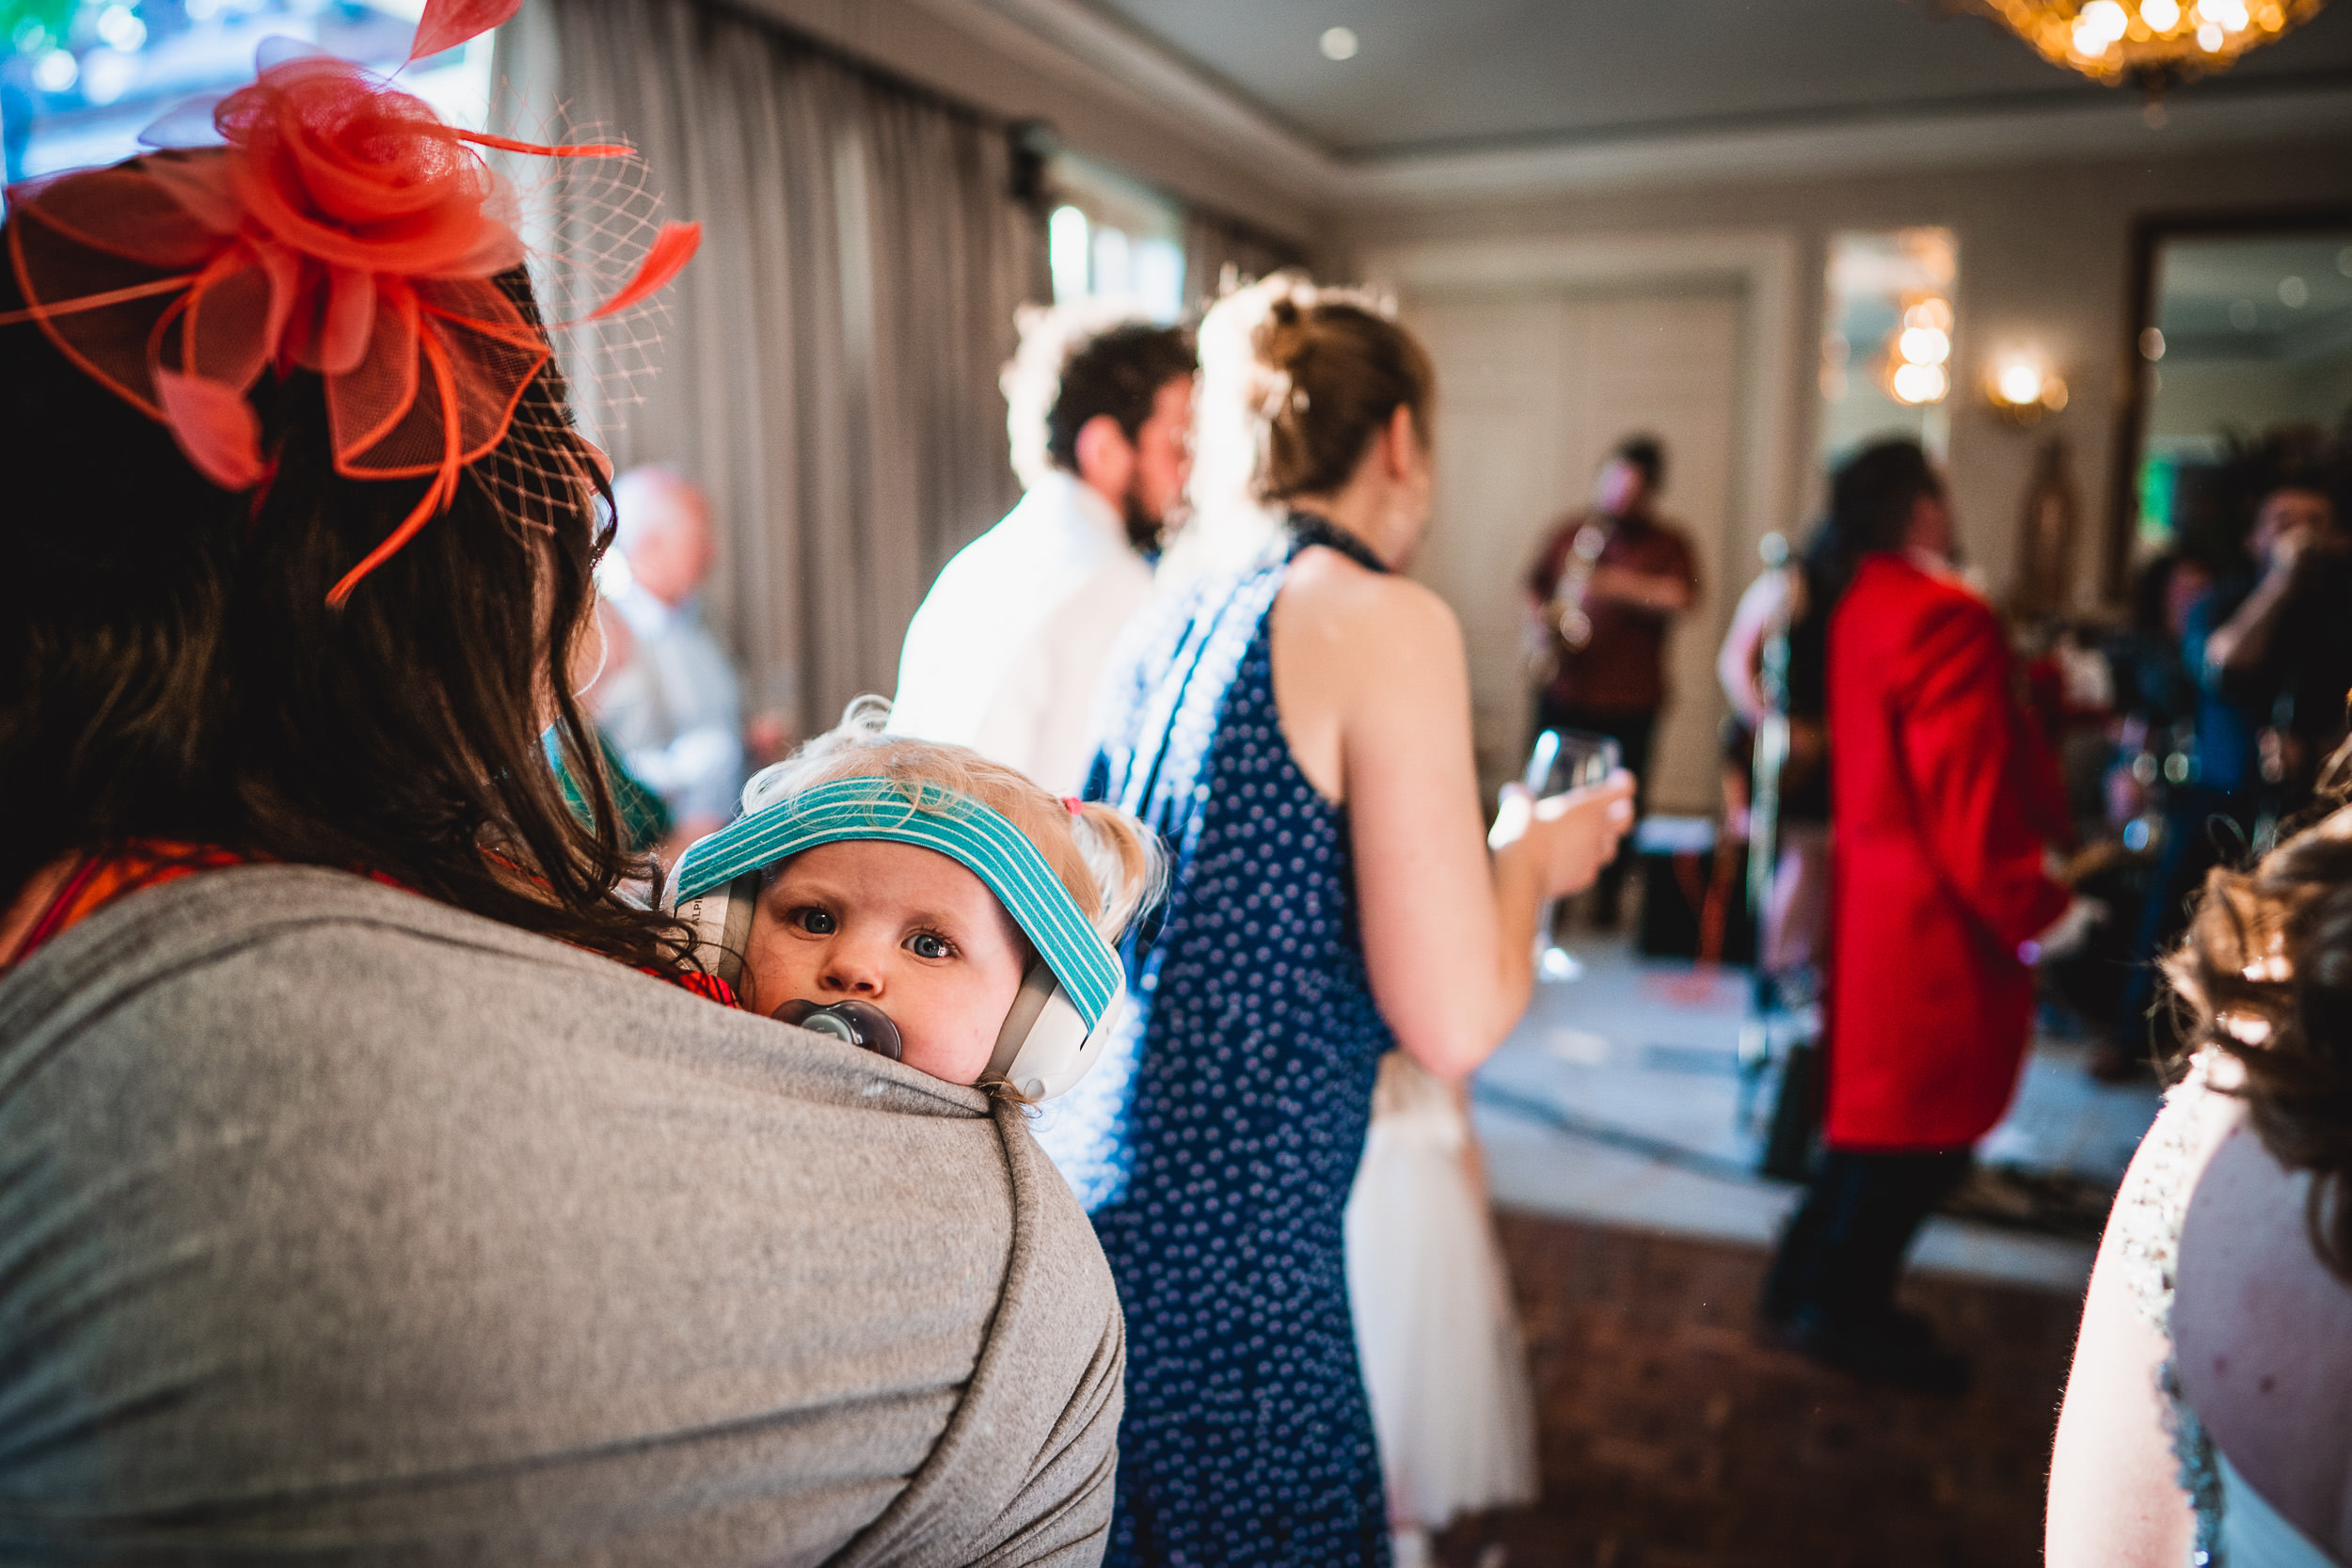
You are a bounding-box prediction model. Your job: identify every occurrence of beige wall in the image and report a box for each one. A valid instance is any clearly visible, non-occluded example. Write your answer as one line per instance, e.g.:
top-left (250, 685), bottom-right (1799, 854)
top-left (1406, 288), bottom-right (1746, 814)
top-left (1335, 137), bottom-right (2352, 611)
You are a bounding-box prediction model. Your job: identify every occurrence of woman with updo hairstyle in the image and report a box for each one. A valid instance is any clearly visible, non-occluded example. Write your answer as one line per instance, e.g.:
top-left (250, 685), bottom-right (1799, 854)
top-left (1036, 272), bottom-right (1635, 1562)
top-left (2051, 800), bottom-right (2352, 1567)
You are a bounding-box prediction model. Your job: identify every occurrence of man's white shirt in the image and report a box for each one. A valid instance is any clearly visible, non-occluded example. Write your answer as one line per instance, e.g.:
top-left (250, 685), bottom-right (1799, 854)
top-left (890, 470), bottom-right (1156, 794)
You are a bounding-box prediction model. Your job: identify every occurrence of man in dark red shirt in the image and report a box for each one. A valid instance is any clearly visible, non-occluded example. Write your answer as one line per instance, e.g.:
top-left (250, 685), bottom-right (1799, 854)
top-left (1524, 434), bottom-right (1699, 926)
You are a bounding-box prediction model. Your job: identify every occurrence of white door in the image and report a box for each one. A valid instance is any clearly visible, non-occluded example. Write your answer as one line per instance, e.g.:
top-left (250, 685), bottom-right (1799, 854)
top-left (1405, 286), bottom-right (1744, 816)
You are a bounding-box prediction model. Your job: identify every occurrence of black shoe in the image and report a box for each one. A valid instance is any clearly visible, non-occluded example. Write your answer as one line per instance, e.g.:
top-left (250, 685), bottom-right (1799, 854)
top-left (1775, 1307), bottom-right (1972, 1396)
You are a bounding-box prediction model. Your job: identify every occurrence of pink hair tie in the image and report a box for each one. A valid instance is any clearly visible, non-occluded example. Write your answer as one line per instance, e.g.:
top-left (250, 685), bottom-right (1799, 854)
top-left (1063, 797), bottom-right (1085, 817)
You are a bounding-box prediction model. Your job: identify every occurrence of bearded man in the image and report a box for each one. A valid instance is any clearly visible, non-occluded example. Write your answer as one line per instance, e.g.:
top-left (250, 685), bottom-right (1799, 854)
top-left (891, 309), bottom-right (1195, 793)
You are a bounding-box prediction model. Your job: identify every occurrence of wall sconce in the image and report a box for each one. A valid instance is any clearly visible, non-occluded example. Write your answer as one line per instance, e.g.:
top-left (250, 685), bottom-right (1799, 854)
top-left (1984, 356), bottom-right (2069, 425)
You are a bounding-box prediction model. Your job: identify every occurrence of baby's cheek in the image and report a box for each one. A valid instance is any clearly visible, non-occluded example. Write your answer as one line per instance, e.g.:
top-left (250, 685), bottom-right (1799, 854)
top-left (898, 1009), bottom-right (1000, 1085)
top-left (738, 914), bottom-right (809, 1014)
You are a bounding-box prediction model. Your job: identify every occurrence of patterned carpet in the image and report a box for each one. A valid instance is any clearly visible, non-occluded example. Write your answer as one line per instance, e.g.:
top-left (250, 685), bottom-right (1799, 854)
top-left (1433, 1212), bottom-right (2079, 1568)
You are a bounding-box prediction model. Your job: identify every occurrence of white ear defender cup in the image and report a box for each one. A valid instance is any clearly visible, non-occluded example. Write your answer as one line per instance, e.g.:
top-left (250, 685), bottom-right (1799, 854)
top-left (663, 861), bottom-right (758, 989)
top-left (987, 962), bottom-right (1124, 1101)
top-left (660, 781), bottom-right (1131, 1101)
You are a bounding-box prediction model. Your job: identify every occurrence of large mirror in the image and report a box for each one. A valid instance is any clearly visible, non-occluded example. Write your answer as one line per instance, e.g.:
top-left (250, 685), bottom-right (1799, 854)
top-left (2114, 214), bottom-right (2352, 593)
top-left (1818, 228), bottom-right (1960, 470)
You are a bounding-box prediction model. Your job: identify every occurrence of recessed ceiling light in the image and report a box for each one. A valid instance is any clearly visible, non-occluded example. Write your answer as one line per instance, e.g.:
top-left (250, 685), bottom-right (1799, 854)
top-left (1320, 25), bottom-right (1359, 60)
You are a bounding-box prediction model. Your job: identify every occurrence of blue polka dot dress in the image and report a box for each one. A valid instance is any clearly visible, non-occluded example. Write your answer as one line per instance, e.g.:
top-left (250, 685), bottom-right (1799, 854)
top-left (1041, 515), bottom-right (1394, 1566)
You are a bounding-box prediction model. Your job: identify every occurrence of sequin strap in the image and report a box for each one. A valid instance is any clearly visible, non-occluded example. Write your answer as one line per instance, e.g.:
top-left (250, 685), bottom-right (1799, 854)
top-left (1286, 511), bottom-right (1390, 576)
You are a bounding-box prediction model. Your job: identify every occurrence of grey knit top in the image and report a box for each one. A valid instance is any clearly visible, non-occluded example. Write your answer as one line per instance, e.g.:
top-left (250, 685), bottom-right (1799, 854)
top-left (0, 865), bottom-right (1120, 1565)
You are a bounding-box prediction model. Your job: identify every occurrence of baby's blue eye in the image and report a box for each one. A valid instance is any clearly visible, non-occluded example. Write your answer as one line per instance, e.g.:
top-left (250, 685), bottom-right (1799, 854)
top-left (908, 932), bottom-right (953, 960)
top-left (793, 907), bottom-right (835, 935)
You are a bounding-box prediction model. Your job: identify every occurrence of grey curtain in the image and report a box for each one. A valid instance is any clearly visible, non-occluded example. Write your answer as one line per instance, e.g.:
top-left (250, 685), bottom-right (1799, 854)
top-left (1182, 206), bottom-right (1305, 310)
top-left (495, 0), bottom-right (1038, 736)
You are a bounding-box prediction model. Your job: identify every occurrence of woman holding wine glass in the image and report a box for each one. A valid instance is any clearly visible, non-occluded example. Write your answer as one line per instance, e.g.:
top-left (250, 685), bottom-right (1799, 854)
top-left (1040, 273), bottom-right (1633, 1564)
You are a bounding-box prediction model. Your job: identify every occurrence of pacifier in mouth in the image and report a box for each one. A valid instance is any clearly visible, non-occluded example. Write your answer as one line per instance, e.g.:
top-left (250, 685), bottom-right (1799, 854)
top-left (771, 998), bottom-right (904, 1062)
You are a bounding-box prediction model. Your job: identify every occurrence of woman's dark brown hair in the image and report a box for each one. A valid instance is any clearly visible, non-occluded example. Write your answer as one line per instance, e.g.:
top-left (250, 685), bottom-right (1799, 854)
top-left (0, 255), bottom-right (694, 975)
top-left (2165, 788), bottom-right (2352, 1280)
top-left (1245, 274), bottom-right (1435, 503)
top-left (1804, 437), bottom-right (1944, 619)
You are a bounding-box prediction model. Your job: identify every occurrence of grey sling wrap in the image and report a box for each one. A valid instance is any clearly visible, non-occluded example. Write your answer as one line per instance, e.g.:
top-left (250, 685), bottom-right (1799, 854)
top-left (0, 866), bottom-right (1122, 1565)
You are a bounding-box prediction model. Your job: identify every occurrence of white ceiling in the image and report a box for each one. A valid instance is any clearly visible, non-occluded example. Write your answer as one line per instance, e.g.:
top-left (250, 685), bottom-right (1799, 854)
top-left (1083, 0), bottom-right (2352, 160)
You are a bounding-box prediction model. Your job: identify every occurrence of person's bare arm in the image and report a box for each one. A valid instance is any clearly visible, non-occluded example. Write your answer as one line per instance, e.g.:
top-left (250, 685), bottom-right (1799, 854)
top-left (1717, 569), bottom-right (1790, 726)
top-left (2046, 1080), bottom-right (2233, 1567)
top-left (1583, 562), bottom-right (1694, 615)
top-left (2046, 1220), bottom-right (2196, 1567)
top-left (1275, 555), bottom-right (1629, 1081)
top-left (2205, 541), bottom-right (2303, 677)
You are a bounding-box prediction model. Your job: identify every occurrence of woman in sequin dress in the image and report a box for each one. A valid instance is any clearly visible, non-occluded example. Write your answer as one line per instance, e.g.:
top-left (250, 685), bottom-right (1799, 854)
top-left (1037, 275), bottom-right (1634, 1565)
top-left (2049, 797), bottom-right (2352, 1567)
top-left (2051, 799), bottom-right (2352, 1568)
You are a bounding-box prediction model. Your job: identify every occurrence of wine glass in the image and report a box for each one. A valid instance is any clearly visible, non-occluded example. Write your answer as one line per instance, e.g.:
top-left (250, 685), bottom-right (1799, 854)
top-left (1523, 728), bottom-right (1622, 983)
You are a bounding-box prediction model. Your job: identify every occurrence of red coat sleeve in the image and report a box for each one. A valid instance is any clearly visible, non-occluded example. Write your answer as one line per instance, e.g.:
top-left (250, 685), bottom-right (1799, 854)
top-left (2013, 691), bottom-right (2076, 854)
top-left (1893, 594), bottom-right (2073, 952)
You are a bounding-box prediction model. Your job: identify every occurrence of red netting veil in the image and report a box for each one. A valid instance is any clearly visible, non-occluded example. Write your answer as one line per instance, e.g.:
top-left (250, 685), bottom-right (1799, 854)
top-left (0, 0), bottom-right (699, 605)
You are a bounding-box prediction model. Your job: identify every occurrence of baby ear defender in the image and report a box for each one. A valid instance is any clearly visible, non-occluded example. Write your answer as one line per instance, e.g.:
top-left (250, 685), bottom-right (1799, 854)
top-left (986, 958), bottom-right (1122, 1101)
top-left (668, 868), bottom-right (758, 988)
top-left (662, 776), bottom-right (1127, 1100)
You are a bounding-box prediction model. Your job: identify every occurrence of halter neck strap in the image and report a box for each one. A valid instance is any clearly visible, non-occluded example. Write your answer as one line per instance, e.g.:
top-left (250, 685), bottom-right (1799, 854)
top-left (1286, 512), bottom-right (1390, 576)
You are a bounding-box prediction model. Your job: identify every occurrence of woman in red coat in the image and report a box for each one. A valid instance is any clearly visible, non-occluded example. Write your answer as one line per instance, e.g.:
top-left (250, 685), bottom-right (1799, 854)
top-left (1761, 439), bottom-right (2074, 1392)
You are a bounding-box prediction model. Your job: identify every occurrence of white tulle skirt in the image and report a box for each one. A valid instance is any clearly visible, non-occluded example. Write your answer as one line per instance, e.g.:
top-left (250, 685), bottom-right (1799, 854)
top-left (1345, 1051), bottom-right (1540, 1530)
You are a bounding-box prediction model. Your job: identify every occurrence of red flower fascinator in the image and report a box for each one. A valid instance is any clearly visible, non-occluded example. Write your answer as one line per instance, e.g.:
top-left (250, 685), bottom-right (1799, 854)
top-left (0, 0), bottom-right (699, 605)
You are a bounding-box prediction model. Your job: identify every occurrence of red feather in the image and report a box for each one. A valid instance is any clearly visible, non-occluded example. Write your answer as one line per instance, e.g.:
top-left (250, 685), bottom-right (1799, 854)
top-left (406, 0), bottom-right (522, 63)
top-left (455, 128), bottom-right (633, 159)
top-left (587, 221), bottom-right (701, 322)
top-left (156, 370), bottom-right (265, 490)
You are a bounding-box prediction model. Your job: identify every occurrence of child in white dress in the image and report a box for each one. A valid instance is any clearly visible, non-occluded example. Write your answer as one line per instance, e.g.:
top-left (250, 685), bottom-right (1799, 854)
top-left (1346, 1049), bottom-right (1540, 1562)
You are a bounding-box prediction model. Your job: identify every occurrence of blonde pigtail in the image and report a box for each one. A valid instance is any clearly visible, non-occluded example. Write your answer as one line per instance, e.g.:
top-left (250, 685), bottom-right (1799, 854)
top-left (1068, 800), bottom-right (1167, 942)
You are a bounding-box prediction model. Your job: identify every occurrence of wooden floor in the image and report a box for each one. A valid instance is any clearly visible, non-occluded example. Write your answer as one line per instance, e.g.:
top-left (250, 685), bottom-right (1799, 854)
top-left (1434, 1212), bottom-right (2084, 1568)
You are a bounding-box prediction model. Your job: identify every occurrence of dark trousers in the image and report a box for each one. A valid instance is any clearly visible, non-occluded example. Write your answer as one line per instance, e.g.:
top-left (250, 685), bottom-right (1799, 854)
top-left (1533, 701), bottom-right (1656, 922)
top-left (1762, 1148), bottom-right (1971, 1330)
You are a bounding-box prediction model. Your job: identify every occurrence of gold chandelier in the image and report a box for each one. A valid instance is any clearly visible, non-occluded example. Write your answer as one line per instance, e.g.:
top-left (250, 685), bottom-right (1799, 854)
top-left (1975, 0), bottom-right (2328, 86)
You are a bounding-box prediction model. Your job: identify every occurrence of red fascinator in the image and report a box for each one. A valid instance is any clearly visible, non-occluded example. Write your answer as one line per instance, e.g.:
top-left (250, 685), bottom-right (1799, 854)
top-left (0, 0), bottom-right (699, 605)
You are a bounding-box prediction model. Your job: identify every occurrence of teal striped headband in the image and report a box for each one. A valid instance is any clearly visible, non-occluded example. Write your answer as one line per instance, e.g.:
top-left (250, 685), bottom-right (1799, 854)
top-left (673, 776), bottom-right (1122, 1026)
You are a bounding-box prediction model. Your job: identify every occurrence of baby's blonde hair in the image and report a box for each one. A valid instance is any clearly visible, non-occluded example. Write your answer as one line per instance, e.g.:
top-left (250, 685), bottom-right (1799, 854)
top-left (740, 696), bottom-right (1164, 945)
